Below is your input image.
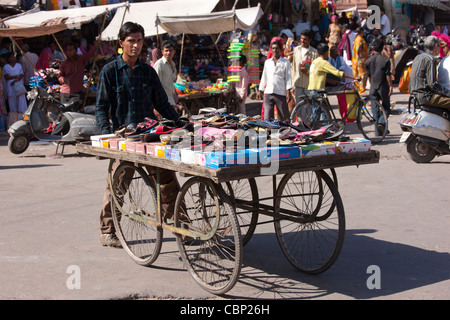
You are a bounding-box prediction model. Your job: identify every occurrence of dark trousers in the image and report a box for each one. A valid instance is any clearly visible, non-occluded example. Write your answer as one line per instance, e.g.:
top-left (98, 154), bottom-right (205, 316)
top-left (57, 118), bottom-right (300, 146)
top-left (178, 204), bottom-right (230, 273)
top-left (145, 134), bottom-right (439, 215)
top-left (369, 85), bottom-right (391, 117)
top-left (263, 93), bottom-right (289, 121)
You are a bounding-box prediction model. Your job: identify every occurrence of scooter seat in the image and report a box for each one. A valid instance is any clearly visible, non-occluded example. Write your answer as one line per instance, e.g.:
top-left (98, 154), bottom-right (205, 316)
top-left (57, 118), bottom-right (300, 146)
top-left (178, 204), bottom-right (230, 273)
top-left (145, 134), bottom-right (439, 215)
top-left (83, 105), bottom-right (96, 114)
top-left (420, 105), bottom-right (450, 120)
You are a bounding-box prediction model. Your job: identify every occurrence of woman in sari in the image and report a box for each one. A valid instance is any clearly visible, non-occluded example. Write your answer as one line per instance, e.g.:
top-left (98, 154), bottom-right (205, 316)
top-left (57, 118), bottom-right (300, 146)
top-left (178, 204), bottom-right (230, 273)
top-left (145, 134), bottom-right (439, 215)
top-left (326, 15), bottom-right (341, 49)
top-left (352, 27), bottom-right (369, 93)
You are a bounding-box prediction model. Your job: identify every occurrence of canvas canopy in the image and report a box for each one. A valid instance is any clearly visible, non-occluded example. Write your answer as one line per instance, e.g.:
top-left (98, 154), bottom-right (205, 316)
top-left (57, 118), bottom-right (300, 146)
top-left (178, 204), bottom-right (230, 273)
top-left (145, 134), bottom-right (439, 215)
top-left (0, 3), bottom-right (128, 38)
top-left (396, 0), bottom-right (450, 11)
top-left (156, 5), bottom-right (264, 35)
top-left (99, 0), bottom-right (220, 41)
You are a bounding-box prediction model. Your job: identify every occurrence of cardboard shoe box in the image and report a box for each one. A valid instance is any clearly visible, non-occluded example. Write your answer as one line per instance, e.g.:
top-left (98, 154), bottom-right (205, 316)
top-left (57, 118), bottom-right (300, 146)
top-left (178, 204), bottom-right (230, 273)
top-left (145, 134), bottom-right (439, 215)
top-left (302, 142), bottom-right (337, 158)
top-left (336, 138), bottom-right (371, 153)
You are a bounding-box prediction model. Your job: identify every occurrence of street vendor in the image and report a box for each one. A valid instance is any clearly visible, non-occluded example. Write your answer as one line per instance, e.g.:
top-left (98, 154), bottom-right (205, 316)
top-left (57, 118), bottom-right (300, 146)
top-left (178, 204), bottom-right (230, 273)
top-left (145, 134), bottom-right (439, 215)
top-left (58, 40), bottom-right (98, 104)
top-left (95, 22), bottom-right (181, 248)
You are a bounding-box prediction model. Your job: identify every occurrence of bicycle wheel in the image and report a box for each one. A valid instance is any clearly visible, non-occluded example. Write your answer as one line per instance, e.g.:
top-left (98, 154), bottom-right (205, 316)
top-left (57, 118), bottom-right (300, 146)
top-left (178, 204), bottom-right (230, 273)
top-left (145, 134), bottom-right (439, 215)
top-left (175, 177), bottom-right (242, 295)
top-left (111, 162), bottom-right (163, 266)
top-left (357, 99), bottom-right (388, 144)
top-left (274, 170), bottom-right (345, 274)
top-left (223, 178), bottom-right (259, 246)
top-left (290, 100), bottom-right (332, 130)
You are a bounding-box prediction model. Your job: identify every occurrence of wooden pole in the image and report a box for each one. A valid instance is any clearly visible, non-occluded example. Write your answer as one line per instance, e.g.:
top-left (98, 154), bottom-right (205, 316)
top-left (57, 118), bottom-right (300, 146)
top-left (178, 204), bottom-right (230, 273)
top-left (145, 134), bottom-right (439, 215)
top-left (210, 34), bottom-right (226, 70)
top-left (178, 33), bottom-right (185, 74)
top-left (52, 34), bottom-right (67, 60)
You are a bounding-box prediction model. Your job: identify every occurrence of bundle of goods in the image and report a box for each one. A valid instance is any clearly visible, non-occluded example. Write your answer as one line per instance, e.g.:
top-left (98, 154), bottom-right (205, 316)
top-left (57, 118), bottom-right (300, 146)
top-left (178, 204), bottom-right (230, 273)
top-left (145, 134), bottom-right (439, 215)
top-left (248, 44), bottom-right (261, 85)
top-left (91, 113), bottom-right (371, 169)
top-left (227, 41), bottom-right (245, 83)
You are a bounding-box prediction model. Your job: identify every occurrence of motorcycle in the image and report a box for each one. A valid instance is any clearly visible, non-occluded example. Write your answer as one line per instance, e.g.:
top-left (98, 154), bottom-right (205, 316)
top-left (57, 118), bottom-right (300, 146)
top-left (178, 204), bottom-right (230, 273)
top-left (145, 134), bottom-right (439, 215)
top-left (399, 92), bottom-right (450, 163)
top-left (7, 86), bottom-right (100, 155)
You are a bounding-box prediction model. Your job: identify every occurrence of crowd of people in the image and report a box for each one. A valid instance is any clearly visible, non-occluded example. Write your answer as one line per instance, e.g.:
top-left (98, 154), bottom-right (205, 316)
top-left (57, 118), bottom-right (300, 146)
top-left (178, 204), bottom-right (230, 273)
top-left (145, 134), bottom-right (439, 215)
top-left (0, 35), bottom-right (162, 132)
top-left (254, 6), bottom-right (450, 128)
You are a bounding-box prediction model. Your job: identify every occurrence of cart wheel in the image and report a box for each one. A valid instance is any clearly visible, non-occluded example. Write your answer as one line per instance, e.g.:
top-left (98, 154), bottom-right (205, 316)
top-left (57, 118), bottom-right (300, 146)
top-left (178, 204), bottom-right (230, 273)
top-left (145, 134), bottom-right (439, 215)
top-left (223, 178), bottom-right (259, 246)
top-left (175, 177), bottom-right (242, 295)
top-left (274, 170), bottom-right (345, 274)
top-left (111, 162), bottom-right (163, 266)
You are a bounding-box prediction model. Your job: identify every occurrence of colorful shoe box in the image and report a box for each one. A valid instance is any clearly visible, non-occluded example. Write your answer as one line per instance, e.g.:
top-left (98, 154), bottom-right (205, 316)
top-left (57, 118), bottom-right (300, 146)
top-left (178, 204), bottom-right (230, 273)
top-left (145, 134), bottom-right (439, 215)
top-left (336, 138), bottom-right (371, 153)
top-left (135, 142), bottom-right (148, 154)
top-left (255, 146), bottom-right (301, 163)
top-left (146, 143), bottom-right (167, 158)
top-left (119, 140), bottom-right (127, 151)
top-left (125, 140), bottom-right (138, 152)
top-left (205, 149), bottom-right (259, 169)
top-left (90, 134), bottom-right (117, 148)
top-left (165, 148), bottom-right (181, 162)
top-left (181, 149), bottom-right (202, 164)
top-left (195, 152), bottom-right (207, 166)
top-left (302, 142), bottom-right (337, 157)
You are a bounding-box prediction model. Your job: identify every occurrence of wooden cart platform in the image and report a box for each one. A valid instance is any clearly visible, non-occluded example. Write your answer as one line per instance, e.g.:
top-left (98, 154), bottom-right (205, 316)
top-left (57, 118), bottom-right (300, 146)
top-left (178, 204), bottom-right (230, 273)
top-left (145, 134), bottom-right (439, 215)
top-left (76, 143), bottom-right (379, 182)
top-left (76, 142), bottom-right (379, 295)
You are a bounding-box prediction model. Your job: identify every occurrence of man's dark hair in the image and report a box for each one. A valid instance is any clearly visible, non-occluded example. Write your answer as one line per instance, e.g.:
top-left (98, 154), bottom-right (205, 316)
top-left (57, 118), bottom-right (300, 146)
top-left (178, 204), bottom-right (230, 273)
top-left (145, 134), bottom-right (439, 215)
top-left (300, 29), bottom-right (313, 39)
top-left (65, 42), bottom-right (77, 51)
top-left (317, 43), bottom-right (329, 55)
top-left (161, 39), bottom-right (176, 50)
top-left (119, 21), bottom-right (145, 41)
top-left (372, 38), bottom-right (384, 52)
top-left (271, 40), bottom-right (283, 50)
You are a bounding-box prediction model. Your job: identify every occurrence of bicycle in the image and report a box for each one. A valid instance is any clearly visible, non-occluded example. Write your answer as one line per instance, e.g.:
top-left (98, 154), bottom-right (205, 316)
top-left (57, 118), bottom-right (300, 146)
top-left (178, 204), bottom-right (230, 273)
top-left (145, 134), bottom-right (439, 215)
top-left (290, 81), bottom-right (389, 144)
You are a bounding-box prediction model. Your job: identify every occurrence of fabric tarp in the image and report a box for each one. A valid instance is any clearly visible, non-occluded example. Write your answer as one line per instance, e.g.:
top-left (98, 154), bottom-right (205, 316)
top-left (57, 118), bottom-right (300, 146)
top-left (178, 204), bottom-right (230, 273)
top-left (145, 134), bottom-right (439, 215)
top-left (0, 3), bottom-right (128, 38)
top-left (99, 0), bottom-right (220, 40)
top-left (0, 0), bottom-right (20, 7)
top-left (396, 0), bottom-right (450, 11)
top-left (156, 5), bottom-right (264, 35)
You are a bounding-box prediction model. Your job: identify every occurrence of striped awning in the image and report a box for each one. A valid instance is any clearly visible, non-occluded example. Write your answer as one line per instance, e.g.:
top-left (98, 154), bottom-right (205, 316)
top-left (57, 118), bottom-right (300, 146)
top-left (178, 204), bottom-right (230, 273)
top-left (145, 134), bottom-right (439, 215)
top-left (396, 0), bottom-right (450, 11)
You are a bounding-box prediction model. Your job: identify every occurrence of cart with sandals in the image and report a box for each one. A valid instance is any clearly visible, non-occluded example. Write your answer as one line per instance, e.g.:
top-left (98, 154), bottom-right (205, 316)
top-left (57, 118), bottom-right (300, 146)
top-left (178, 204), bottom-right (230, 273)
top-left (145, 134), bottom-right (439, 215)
top-left (76, 130), bottom-right (379, 294)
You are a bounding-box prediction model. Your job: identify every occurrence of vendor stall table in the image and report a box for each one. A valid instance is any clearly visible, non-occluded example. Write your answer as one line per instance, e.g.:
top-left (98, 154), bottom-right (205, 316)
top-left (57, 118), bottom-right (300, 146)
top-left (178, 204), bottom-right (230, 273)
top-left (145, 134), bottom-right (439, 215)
top-left (76, 142), bottom-right (379, 295)
top-left (178, 92), bottom-right (223, 114)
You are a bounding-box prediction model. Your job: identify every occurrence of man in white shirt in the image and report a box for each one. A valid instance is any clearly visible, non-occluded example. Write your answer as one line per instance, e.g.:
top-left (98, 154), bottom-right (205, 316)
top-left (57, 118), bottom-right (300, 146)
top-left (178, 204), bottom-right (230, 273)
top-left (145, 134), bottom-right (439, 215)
top-left (291, 29), bottom-right (318, 103)
top-left (153, 40), bottom-right (178, 111)
top-left (257, 40), bottom-right (292, 121)
top-left (380, 7), bottom-right (391, 36)
top-left (19, 44), bottom-right (38, 90)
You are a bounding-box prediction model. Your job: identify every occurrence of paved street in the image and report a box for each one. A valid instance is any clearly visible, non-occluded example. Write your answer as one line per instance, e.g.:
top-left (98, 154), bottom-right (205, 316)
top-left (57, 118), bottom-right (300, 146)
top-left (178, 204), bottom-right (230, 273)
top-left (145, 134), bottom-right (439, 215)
top-left (0, 88), bottom-right (449, 300)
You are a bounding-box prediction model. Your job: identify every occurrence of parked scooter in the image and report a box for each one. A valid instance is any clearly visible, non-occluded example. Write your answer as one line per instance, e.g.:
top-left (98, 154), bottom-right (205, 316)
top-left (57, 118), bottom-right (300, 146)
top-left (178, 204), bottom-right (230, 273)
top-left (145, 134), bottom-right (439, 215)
top-left (399, 92), bottom-right (450, 163)
top-left (7, 86), bottom-right (100, 155)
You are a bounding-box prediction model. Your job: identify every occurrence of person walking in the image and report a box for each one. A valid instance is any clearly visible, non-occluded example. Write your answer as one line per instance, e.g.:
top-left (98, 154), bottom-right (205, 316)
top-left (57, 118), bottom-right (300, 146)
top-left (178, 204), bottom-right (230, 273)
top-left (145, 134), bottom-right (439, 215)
top-left (3, 54), bottom-right (27, 127)
top-left (235, 54), bottom-right (249, 115)
top-left (291, 29), bottom-right (318, 103)
top-left (96, 22), bottom-right (181, 248)
top-left (153, 40), bottom-right (180, 113)
top-left (352, 27), bottom-right (369, 93)
top-left (257, 40), bottom-right (292, 121)
top-left (365, 38), bottom-right (393, 134)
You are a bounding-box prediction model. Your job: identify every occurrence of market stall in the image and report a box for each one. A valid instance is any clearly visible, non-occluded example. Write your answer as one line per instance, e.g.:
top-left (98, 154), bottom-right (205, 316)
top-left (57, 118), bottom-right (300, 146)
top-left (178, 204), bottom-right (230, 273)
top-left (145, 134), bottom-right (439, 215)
top-left (0, 3), bottom-right (128, 105)
top-left (156, 4), bottom-right (264, 114)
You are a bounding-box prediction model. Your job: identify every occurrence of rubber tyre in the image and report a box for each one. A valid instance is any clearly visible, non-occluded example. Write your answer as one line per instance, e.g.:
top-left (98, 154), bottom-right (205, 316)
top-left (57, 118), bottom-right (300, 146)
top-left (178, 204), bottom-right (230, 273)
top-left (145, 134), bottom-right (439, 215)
top-left (8, 134), bottom-right (30, 154)
top-left (111, 162), bottom-right (163, 266)
top-left (406, 137), bottom-right (437, 163)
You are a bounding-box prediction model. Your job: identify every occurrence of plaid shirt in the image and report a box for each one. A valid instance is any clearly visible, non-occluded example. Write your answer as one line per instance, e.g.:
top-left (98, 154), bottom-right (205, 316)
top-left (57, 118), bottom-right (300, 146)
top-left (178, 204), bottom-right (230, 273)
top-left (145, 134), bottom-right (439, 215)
top-left (409, 51), bottom-right (437, 103)
top-left (96, 55), bottom-right (179, 134)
